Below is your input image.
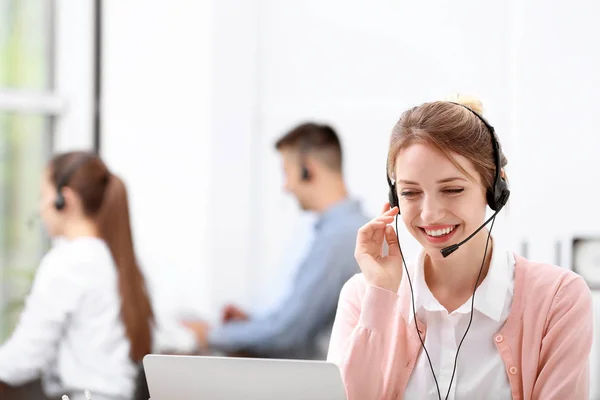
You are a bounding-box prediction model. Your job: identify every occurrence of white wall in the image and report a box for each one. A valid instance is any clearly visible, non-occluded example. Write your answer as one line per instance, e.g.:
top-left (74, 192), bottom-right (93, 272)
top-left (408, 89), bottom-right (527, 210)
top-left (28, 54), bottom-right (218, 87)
top-left (511, 0), bottom-right (600, 264)
top-left (52, 0), bottom-right (96, 152)
top-left (207, 0), bottom-right (263, 314)
top-left (511, 0), bottom-right (600, 396)
top-left (101, 0), bottom-right (215, 350)
top-left (252, 0), bottom-right (515, 307)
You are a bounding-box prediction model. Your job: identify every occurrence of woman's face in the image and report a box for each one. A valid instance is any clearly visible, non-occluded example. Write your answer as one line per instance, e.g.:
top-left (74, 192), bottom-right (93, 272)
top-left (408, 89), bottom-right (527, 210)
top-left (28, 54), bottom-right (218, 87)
top-left (394, 142), bottom-right (488, 259)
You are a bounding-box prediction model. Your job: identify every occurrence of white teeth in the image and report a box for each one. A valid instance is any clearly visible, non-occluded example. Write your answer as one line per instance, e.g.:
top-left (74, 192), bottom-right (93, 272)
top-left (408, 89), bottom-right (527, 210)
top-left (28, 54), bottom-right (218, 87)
top-left (424, 226), bottom-right (455, 237)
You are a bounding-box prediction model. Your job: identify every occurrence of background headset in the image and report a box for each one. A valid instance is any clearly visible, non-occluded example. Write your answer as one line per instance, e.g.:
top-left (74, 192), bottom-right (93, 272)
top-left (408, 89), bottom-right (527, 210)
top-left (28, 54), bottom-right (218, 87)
top-left (299, 138), bottom-right (311, 181)
top-left (385, 102), bottom-right (510, 400)
top-left (301, 163), bottom-right (310, 181)
top-left (54, 153), bottom-right (95, 211)
top-left (296, 124), bottom-right (340, 182)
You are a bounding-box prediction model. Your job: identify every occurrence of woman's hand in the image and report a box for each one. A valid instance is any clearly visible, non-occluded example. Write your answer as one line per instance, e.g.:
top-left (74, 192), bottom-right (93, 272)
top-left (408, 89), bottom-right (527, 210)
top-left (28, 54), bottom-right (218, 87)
top-left (354, 202), bottom-right (403, 293)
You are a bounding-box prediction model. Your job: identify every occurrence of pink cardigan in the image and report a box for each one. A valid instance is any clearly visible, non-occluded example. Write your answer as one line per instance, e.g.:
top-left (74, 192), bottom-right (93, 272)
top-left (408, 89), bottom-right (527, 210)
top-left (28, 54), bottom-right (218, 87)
top-left (327, 255), bottom-right (593, 400)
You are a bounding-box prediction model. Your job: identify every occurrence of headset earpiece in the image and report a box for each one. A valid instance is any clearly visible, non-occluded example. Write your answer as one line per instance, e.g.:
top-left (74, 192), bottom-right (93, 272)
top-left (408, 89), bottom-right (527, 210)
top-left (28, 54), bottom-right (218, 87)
top-left (388, 183), bottom-right (399, 210)
top-left (487, 177), bottom-right (510, 211)
top-left (55, 191), bottom-right (66, 211)
top-left (301, 165), bottom-right (310, 181)
top-left (484, 127), bottom-right (510, 211)
top-left (298, 137), bottom-right (312, 182)
top-left (386, 172), bottom-right (400, 213)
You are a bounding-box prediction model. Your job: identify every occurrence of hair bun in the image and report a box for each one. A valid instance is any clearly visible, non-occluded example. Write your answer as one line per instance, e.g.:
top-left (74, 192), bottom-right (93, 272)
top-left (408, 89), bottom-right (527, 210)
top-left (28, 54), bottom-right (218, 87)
top-left (445, 93), bottom-right (484, 115)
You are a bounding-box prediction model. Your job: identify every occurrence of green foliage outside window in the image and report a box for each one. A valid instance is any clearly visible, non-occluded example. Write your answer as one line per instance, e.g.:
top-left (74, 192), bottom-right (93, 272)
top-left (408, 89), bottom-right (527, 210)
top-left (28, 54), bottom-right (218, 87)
top-left (0, 0), bottom-right (53, 341)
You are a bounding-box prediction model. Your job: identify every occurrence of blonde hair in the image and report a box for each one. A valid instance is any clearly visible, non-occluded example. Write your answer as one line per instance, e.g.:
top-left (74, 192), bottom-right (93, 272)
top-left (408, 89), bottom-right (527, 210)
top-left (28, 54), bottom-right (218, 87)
top-left (387, 94), bottom-right (507, 190)
top-left (444, 93), bottom-right (484, 114)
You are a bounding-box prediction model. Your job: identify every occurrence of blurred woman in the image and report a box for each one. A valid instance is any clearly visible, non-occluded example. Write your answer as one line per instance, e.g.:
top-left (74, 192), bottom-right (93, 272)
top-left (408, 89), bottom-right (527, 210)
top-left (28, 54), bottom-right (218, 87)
top-left (0, 151), bottom-right (154, 400)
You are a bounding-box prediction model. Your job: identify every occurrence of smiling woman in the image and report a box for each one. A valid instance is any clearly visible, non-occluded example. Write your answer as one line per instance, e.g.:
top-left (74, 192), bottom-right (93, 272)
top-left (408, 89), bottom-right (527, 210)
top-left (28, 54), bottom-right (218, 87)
top-left (326, 95), bottom-right (593, 400)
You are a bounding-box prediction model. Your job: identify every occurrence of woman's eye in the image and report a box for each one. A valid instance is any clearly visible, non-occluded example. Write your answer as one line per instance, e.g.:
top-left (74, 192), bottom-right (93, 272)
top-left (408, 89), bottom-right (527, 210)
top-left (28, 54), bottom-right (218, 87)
top-left (400, 191), bottom-right (419, 198)
top-left (443, 188), bottom-right (464, 194)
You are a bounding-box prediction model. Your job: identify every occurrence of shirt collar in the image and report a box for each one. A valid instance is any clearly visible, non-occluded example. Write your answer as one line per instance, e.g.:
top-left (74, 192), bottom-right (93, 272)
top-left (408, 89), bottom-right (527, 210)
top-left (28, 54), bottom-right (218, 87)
top-left (408, 238), bottom-right (512, 323)
top-left (314, 197), bottom-right (361, 231)
top-left (408, 251), bottom-right (445, 324)
top-left (467, 238), bottom-right (513, 321)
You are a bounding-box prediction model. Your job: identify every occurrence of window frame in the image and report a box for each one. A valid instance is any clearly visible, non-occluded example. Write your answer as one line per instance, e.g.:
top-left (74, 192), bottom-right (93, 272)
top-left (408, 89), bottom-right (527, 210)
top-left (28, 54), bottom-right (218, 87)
top-left (0, 0), bottom-right (97, 337)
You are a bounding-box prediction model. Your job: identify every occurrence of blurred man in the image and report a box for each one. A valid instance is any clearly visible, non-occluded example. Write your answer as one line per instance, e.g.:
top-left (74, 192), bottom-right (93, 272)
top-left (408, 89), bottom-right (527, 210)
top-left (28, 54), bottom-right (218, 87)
top-left (183, 122), bottom-right (370, 360)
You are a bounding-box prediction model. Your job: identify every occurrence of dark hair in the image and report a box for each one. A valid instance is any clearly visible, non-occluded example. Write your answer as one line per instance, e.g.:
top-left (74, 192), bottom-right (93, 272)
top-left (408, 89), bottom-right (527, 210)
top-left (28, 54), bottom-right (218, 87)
top-left (387, 96), bottom-right (508, 191)
top-left (49, 151), bottom-right (154, 362)
top-left (274, 122), bottom-right (343, 171)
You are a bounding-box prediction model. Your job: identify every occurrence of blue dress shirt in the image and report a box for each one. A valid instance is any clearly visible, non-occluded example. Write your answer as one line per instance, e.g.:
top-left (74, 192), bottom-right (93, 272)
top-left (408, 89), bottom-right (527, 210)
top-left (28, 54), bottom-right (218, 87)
top-left (208, 198), bottom-right (370, 359)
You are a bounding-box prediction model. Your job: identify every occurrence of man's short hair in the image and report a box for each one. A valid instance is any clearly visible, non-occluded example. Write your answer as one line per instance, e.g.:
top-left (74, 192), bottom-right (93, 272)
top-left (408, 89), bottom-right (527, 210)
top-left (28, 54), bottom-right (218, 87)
top-left (274, 122), bottom-right (343, 172)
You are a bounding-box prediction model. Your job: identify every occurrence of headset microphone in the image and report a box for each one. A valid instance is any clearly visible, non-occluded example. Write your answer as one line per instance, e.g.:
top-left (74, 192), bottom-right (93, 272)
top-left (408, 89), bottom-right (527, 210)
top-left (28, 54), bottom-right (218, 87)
top-left (440, 207), bottom-right (503, 258)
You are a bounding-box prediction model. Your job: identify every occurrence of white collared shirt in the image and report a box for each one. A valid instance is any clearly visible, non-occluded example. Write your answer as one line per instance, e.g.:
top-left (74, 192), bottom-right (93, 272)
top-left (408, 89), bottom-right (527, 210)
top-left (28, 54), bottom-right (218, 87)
top-left (0, 237), bottom-right (136, 399)
top-left (404, 242), bottom-right (516, 400)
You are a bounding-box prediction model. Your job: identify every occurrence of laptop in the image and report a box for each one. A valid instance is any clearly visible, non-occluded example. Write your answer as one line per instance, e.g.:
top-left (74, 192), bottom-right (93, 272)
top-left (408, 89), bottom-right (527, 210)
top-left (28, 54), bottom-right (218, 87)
top-left (143, 354), bottom-right (347, 400)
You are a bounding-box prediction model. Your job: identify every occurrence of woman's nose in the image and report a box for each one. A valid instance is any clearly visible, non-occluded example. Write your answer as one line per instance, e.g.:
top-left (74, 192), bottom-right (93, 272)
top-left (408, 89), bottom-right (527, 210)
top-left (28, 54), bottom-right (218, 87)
top-left (420, 195), bottom-right (446, 224)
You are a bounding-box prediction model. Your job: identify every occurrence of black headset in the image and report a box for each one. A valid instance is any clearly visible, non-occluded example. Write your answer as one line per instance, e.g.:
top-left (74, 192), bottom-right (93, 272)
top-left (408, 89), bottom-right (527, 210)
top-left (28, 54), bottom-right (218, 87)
top-left (301, 164), bottom-right (310, 181)
top-left (387, 102), bottom-right (510, 213)
top-left (299, 138), bottom-right (311, 181)
top-left (54, 154), bottom-right (95, 211)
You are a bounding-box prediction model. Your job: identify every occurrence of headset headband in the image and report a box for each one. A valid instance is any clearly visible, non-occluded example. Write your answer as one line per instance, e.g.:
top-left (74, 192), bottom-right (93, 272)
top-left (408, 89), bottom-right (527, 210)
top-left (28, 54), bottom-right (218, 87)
top-left (386, 101), bottom-right (509, 212)
top-left (56, 153), bottom-right (95, 190)
top-left (448, 102), bottom-right (503, 197)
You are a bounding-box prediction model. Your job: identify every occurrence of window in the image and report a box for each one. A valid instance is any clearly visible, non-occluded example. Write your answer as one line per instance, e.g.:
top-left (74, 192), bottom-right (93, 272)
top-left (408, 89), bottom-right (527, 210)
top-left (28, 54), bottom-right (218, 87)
top-left (0, 0), bottom-right (95, 340)
top-left (0, 114), bottom-right (53, 340)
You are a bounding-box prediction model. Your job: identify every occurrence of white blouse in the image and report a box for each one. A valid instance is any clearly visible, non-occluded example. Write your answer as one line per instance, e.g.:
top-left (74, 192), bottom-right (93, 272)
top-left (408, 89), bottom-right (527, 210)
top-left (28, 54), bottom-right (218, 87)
top-left (404, 244), bottom-right (516, 400)
top-left (0, 237), bottom-right (137, 399)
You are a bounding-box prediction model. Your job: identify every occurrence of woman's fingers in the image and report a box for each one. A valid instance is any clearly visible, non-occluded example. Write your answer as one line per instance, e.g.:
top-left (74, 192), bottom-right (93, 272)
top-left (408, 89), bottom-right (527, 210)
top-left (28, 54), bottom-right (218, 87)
top-left (358, 205), bottom-right (399, 247)
top-left (359, 212), bottom-right (397, 239)
top-left (376, 214), bottom-right (395, 222)
top-left (385, 225), bottom-right (401, 257)
top-left (380, 202), bottom-right (399, 215)
top-left (358, 218), bottom-right (390, 248)
top-left (357, 219), bottom-right (382, 242)
top-left (381, 202), bottom-right (391, 214)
